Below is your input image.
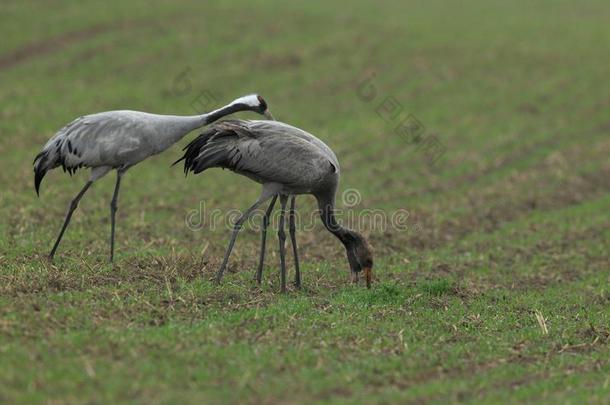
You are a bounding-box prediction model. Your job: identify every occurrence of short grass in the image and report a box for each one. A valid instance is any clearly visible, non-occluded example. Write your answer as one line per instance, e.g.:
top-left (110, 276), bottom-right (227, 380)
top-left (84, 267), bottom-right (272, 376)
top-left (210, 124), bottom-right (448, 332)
top-left (1, 0), bottom-right (609, 403)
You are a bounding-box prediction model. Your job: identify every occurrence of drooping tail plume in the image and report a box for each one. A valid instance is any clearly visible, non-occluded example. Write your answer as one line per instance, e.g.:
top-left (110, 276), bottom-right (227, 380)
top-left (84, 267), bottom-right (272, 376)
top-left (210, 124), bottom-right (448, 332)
top-left (173, 126), bottom-right (222, 174)
top-left (33, 151), bottom-right (49, 196)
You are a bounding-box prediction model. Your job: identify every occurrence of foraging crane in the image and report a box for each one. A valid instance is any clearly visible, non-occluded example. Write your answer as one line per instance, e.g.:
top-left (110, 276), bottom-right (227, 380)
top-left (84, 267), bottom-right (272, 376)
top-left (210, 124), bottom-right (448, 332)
top-left (34, 95), bottom-right (273, 262)
top-left (177, 119), bottom-right (374, 292)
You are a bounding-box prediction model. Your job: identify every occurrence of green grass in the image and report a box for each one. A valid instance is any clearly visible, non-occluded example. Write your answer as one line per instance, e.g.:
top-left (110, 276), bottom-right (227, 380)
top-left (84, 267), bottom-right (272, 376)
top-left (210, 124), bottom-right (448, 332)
top-left (1, 0), bottom-right (610, 403)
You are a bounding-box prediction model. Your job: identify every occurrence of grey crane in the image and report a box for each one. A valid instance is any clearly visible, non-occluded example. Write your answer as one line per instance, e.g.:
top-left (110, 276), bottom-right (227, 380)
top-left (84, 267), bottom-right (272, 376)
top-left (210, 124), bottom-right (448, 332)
top-left (176, 119), bottom-right (374, 292)
top-left (33, 95), bottom-right (273, 262)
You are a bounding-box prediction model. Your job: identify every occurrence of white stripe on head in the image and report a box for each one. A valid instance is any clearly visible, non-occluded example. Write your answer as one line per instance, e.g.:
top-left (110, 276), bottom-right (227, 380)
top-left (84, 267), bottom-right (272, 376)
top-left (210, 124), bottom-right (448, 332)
top-left (231, 94), bottom-right (260, 108)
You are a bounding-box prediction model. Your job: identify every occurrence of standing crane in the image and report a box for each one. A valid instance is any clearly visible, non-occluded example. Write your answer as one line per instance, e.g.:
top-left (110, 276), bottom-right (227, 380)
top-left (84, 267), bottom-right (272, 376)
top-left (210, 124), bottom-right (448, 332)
top-left (34, 95), bottom-right (273, 262)
top-left (176, 119), bottom-right (374, 292)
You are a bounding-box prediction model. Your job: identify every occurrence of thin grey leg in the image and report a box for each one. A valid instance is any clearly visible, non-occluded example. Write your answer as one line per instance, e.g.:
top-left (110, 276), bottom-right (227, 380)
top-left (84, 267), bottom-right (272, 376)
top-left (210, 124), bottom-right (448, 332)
top-left (277, 195), bottom-right (288, 293)
top-left (289, 195), bottom-right (301, 289)
top-left (215, 198), bottom-right (268, 284)
top-left (109, 170), bottom-right (124, 263)
top-left (256, 195), bottom-right (278, 285)
top-left (48, 181), bottom-right (93, 260)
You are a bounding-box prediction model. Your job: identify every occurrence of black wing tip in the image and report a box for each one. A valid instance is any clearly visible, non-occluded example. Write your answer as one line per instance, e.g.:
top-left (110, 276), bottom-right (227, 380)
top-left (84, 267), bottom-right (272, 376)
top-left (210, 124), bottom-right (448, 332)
top-left (171, 156), bottom-right (185, 167)
top-left (34, 169), bottom-right (45, 196)
top-left (33, 151), bottom-right (44, 165)
top-left (170, 155), bottom-right (191, 177)
top-left (33, 151), bottom-right (48, 196)
top-left (176, 129), bottom-right (221, 177)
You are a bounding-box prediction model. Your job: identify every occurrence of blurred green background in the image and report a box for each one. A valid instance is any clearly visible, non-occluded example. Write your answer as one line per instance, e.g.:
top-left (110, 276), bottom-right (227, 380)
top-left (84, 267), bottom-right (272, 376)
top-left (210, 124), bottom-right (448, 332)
top-left (1, 0), bottom-right (609, 403)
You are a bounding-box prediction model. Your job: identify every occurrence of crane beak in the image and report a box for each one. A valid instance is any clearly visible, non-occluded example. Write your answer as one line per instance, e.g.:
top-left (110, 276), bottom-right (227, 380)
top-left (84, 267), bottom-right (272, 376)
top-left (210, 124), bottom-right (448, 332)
top-left (264, 110), bottom-right (275, 120)
top-left (363, 267), bottom-right (372, 289)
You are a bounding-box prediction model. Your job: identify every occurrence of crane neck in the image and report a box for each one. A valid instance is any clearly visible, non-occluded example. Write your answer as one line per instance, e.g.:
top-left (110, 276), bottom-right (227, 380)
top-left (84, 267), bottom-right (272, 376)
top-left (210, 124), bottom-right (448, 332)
top-left (203, 103), bottom-right (248, 125)
top-left (165, 101), bottom-right (253, 147)
top-left (183, 102), bottom-right (249, 131)
top-left (317, 191), bottom-right (353, 245)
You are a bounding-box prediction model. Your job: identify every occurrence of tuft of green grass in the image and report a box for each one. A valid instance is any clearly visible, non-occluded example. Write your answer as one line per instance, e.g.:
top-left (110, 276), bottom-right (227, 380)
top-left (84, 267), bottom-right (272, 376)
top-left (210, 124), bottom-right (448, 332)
top-left (420, 278), bottom-right (454, 297)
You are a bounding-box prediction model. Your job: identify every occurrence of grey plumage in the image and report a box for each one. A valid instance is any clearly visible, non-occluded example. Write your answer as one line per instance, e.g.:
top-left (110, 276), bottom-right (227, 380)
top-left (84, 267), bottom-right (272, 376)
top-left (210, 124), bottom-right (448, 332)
top-left (179, 119), bottom-right (374, 291)
top-left (35, 112), bottom-right (197, 181)
top-left (179, 120), bottom-right (339, 190)
top-left (34, 95), bottom-right (272, 262)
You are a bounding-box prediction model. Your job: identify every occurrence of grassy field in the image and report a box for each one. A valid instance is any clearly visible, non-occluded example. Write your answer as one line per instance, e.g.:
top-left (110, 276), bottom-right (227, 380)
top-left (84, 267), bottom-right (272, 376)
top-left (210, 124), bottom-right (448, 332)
top-left (1, 0), bottom-right (610, 403)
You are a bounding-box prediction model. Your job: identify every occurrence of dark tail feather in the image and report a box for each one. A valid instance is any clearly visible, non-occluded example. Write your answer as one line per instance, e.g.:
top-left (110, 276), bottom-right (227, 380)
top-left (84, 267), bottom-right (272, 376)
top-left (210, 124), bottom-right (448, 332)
top-left (171, 156), bottom-right (185, 167)
top-left (33, 151), bottom-right (48, 197)
top-left (175, 130), bottom-right (216, 175)
top-left (171, 155), bottom-right (188, 177)
top-left (34, 165), bottom-right (46, 196)
top-left (33, 151), bottom-right (45, 164)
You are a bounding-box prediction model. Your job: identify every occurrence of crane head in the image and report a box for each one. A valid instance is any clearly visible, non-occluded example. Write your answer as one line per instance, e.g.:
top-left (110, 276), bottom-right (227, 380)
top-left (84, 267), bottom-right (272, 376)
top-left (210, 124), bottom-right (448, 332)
top-left (231, 94), bottom-right (274, 120)
top-left (345, 232), bottom-right (374, 288)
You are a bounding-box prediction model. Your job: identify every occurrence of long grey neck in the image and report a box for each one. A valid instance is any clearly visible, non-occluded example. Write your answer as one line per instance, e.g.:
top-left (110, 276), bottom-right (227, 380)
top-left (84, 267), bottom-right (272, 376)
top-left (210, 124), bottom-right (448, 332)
top-left (182, 103), bottom-right (247, 131)
top-left (317, 192), bottom-right (353, 245)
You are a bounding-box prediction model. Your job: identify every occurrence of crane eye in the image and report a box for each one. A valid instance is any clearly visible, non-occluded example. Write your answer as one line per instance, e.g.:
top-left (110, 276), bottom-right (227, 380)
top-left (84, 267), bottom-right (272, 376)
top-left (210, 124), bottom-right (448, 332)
top-left (257, 96), bottom-right (267, 109)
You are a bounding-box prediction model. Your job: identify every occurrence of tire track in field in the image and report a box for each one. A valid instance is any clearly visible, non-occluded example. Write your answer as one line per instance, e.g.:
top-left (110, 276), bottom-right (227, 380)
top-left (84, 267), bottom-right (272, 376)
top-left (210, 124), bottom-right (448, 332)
top-left (403, 166), bottom-right (610, 251)
top-left (388, 129), bottom-right (610, 250)
top-left (0, 24), bottom-right (110, 70)
top-left (0, 19), bottom-right (151, 71)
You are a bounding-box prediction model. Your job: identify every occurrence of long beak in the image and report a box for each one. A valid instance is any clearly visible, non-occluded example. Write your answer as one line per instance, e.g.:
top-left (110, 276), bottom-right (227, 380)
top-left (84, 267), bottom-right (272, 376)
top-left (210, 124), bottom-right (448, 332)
top-left (363, 267), bottom-right (372, 289)
top-left (263, 110), bottom-right (275, 120)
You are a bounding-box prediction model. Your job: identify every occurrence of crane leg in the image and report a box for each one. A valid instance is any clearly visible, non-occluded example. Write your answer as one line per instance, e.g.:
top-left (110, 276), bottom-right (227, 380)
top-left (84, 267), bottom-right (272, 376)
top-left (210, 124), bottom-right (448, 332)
top-left (277, 195), bottom-right (288, 293)
top-left (288, 195), bottom-right (301, 289)
top-left (255, 195), bottom-right (278, 285)
top-left (109, 170), bottom-right (124, 263)
top-left (48, 181), bottom-right (93, 261)
top-left (215, 192), bottom-right (275, 285)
